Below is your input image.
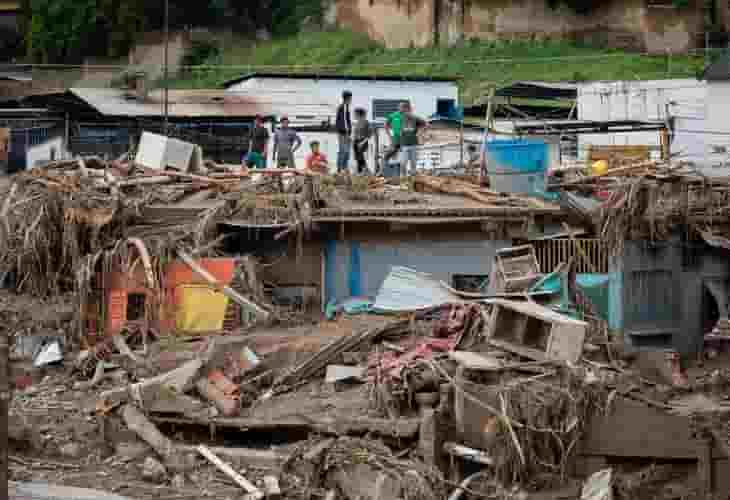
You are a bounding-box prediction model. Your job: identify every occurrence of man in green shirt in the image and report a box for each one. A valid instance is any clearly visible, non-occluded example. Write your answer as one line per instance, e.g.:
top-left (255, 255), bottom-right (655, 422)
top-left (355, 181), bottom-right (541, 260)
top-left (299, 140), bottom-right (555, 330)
top-left (383, 101), bottom-right (409, 165)
top-left (398, 108), bottom-right (427, 176)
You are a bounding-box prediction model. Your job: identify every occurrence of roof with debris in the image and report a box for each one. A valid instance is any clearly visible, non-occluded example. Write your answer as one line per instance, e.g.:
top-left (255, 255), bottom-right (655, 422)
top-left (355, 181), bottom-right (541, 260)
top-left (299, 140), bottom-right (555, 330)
top-left (313, 185), bottom-right (564, 223)
top-left (42, 88), bottom-right (335, 121)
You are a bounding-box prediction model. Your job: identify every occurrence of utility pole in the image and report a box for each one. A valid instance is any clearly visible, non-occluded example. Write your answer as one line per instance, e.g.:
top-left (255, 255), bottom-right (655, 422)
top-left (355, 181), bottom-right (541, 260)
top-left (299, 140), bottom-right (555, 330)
top-left (163, 0), bottom-right (169, 136)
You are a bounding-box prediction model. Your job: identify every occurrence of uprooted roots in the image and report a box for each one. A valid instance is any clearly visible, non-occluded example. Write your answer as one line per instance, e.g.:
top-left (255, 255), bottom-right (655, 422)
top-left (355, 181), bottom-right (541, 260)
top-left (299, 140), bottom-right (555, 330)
top-left (484, 367), bottom-right (610, 485)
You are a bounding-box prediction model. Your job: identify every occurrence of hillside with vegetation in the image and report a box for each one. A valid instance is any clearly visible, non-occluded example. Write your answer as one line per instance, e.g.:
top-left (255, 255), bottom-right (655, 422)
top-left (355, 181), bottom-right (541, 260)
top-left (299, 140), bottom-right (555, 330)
top-left (17, 0), bottom-right (713, 104)
top-left (171, 30), bottom-right (709, 105)
top-left (20, 0), bottom-right (324, 63)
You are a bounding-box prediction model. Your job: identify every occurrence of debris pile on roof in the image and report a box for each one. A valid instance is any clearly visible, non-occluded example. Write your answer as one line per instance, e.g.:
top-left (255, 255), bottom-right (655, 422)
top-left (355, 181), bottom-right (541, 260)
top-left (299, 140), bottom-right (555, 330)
top-left (554, 158), bottom-right (730, 252)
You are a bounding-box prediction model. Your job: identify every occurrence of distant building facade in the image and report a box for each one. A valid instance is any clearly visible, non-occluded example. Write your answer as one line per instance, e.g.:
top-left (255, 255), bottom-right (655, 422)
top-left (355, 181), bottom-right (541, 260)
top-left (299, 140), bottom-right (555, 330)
top-left (333, 0), bottom-right (710, 53)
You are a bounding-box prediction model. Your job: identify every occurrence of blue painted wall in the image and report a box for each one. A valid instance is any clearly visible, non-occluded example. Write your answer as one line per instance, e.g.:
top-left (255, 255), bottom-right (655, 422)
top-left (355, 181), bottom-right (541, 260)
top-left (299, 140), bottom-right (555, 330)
top-left (324, 238), bottom-right (511, 305)
top-left (618, 239), bottom-right (730, 354)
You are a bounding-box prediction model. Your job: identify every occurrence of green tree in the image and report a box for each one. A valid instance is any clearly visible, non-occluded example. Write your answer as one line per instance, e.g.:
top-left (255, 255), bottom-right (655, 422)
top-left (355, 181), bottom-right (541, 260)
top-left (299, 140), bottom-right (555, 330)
top-left (28, 0), bottom-right (97, 62)
top-left (27, 0), bottom-right (145, 63)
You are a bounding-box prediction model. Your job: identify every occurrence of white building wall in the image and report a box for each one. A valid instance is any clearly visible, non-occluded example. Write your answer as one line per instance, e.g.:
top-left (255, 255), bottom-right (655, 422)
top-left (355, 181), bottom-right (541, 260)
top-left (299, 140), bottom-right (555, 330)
top-left (26, 136), bottom-right (68, 169)
top-left (227, 77), bottom-right (459, 122)
top-left (577, 79), bottom-right (707, 162)
top-left (704, 82), bottom-right (730, 168)
top-left (234, 76), bottom-right (459, 172)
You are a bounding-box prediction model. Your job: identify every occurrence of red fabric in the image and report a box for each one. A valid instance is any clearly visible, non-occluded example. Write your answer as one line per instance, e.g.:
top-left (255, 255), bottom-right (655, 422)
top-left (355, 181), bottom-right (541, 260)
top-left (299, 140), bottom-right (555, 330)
top-left (305, 152), bottom-right (328, 173)
top-left (368, 335), bottom-right (457, 381)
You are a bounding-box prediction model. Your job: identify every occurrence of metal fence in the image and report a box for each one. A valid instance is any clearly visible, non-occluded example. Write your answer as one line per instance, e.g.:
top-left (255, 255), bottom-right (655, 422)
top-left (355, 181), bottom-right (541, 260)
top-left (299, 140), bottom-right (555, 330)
top-left (2, 122), bottom-right (64, 173)
top-left (534, 238), bottom-right (610, 274)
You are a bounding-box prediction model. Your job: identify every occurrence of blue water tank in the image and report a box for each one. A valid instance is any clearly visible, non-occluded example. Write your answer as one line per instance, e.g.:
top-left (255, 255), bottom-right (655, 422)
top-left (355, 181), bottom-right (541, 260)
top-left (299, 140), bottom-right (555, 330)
top-left (485, 139), bottom-right (549, 195)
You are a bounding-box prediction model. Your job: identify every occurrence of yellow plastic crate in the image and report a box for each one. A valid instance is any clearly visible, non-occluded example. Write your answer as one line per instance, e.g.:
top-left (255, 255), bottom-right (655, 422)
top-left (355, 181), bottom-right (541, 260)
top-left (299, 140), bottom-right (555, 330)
top-left (176, 284), bottom-right (230, 334)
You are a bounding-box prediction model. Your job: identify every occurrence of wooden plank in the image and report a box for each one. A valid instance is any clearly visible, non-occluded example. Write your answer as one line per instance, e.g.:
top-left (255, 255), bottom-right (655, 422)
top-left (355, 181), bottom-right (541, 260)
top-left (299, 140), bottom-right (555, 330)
top-left (546, 322), bottom-right (585, 364)
top-left (150, 414), bottom-right (421, 439)
top-left (488, 338), bottom-right (548, 362)
top-left (448, 351), bottom-right (502, 371)
top-left (197, 444), bottom-right (264, 499)
top-left (698, 440), bottom-right (712, 498)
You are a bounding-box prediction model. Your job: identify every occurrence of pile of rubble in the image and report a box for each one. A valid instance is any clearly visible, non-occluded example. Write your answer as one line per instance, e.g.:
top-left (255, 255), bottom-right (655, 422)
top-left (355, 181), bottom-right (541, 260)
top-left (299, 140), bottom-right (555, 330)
top-left (6, 140), bottom-right (730, 500)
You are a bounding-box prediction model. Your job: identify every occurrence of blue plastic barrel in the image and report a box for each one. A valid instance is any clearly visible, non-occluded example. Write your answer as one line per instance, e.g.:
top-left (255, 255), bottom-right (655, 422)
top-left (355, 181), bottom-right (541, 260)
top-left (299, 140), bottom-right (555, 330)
top-left (485, 139), bottom-right (548, 195)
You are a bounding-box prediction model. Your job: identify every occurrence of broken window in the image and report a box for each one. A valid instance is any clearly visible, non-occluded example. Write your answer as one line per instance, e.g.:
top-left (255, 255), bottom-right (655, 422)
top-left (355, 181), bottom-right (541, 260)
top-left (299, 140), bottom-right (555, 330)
top-left (437, 98), bottom-right (456, 116)
top-left (372, 99), bottom-right (410, 120)
top-left (126, 293), bottom-right (146, 321)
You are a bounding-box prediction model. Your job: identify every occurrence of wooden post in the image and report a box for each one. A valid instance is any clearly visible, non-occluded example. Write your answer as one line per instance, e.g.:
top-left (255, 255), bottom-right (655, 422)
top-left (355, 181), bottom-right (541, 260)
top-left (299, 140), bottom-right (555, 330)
top-left (661, 128), bottom-right (670, 161)
top-left (698, 439), bottom-right (712, 498)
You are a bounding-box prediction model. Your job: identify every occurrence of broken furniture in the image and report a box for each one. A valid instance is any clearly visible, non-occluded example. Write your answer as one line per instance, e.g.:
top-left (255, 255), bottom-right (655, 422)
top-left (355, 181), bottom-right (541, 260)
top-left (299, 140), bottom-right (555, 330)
top-left (448, 351), bottom-right (506, 451)
top-left (485, 299), bottom-right (587, 363)
top-left (487, 245), bottom-right (542, 295)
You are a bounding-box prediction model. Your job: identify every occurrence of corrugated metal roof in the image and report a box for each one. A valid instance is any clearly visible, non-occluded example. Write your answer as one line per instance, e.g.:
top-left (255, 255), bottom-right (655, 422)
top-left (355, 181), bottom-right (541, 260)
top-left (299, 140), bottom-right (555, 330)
top-left (68, 87), bottom-right (335, 121)
top-left (223, 72), bottom-right (459, 88)
top-left (495, 81), bottom-right (577, 100)
top-left (373, 266), bottom-right (462, 312)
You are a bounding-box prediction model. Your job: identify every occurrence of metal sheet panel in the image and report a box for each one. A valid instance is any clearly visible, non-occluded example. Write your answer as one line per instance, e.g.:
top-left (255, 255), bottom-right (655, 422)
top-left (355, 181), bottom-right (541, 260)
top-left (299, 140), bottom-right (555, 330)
top-left (324, 238), bottom-right (510, 307)
top-left (163, 137), bottom-right (195, 171)
top-left (374, 266), bottom-right (461, 312)
top-left (69, 87), bottom-right (334, 120)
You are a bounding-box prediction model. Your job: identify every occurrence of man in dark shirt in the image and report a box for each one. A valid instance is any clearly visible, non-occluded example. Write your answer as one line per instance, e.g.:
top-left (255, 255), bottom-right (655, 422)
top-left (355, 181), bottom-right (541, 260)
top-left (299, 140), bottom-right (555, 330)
top-left (335, 90), bottom-right (353, 173)
top-left (247, 115), bottom-right (270, 168)
top-left (273, 116), bottom-right (302, 168)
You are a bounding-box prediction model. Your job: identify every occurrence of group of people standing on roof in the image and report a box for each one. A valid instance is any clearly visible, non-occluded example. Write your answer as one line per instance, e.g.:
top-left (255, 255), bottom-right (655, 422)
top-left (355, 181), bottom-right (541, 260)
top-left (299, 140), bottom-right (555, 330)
top-left (243, 90), bottom-right (427, 176)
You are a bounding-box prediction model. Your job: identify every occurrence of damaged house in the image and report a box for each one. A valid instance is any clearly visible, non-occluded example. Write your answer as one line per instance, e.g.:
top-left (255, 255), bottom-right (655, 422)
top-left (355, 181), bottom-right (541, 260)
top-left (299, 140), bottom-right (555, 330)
top-left (5, 124), bottom-right (730, 499)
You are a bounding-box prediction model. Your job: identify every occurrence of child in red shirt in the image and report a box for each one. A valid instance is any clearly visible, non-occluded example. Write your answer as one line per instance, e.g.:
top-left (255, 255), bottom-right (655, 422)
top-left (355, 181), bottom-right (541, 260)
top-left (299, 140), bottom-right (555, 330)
top-left (305, 141), bottom-right (329, 174)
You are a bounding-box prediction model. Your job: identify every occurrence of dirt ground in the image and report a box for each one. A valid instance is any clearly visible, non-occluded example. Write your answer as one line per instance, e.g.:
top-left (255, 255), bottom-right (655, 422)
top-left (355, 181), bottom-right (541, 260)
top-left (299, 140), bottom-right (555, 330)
top-left (7, 312), bottom-right (389, 500)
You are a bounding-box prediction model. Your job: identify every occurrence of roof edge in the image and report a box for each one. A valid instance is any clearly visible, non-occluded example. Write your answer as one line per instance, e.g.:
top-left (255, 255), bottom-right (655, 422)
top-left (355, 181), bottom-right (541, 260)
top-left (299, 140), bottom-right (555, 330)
top-left (222, 72), bottom-right (460, 88)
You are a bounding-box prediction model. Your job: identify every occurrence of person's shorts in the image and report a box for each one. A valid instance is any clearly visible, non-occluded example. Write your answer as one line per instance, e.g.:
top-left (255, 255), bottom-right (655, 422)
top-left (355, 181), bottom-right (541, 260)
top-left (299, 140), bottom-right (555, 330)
top-left (400, 146), bottom-right (417, 165)
top-left (277, 154), bottom-right (295, 168)
top-left (244, 152), bottom-right (265, 168)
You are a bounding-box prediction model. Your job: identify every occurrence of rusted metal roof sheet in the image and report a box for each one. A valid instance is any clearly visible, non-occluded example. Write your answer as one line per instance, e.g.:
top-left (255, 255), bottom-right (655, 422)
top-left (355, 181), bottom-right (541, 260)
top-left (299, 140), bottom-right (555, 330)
top-left (68, 87), bottom-right (334, 121)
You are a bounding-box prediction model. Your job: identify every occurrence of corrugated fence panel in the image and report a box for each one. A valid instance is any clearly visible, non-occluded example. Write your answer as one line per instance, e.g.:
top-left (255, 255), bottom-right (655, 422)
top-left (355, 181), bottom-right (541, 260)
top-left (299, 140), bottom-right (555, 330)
top-left (534, 239), bottom-right (609, 274)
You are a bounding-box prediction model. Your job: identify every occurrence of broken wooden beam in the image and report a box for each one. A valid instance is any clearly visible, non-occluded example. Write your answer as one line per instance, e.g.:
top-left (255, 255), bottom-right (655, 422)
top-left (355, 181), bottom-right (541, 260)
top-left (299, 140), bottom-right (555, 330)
top-left (150, 414), bottom-right (420, 439)
top-left (414, 175), bottom-right (500, 206)
top-left (100, 359), bottom-right (202, 411)
top-left (277, 320), bottom-right (409, 387)
top-left (177, 445), bottom-right (287, 470)
top-left (121, 404), bottom-right (175, 461)
top-left (177, 249), bottom-right (270, 320)
top-left (197, 444), bottom-right (264, 499)
top-left (117, 175), bottom-right (174, 187)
